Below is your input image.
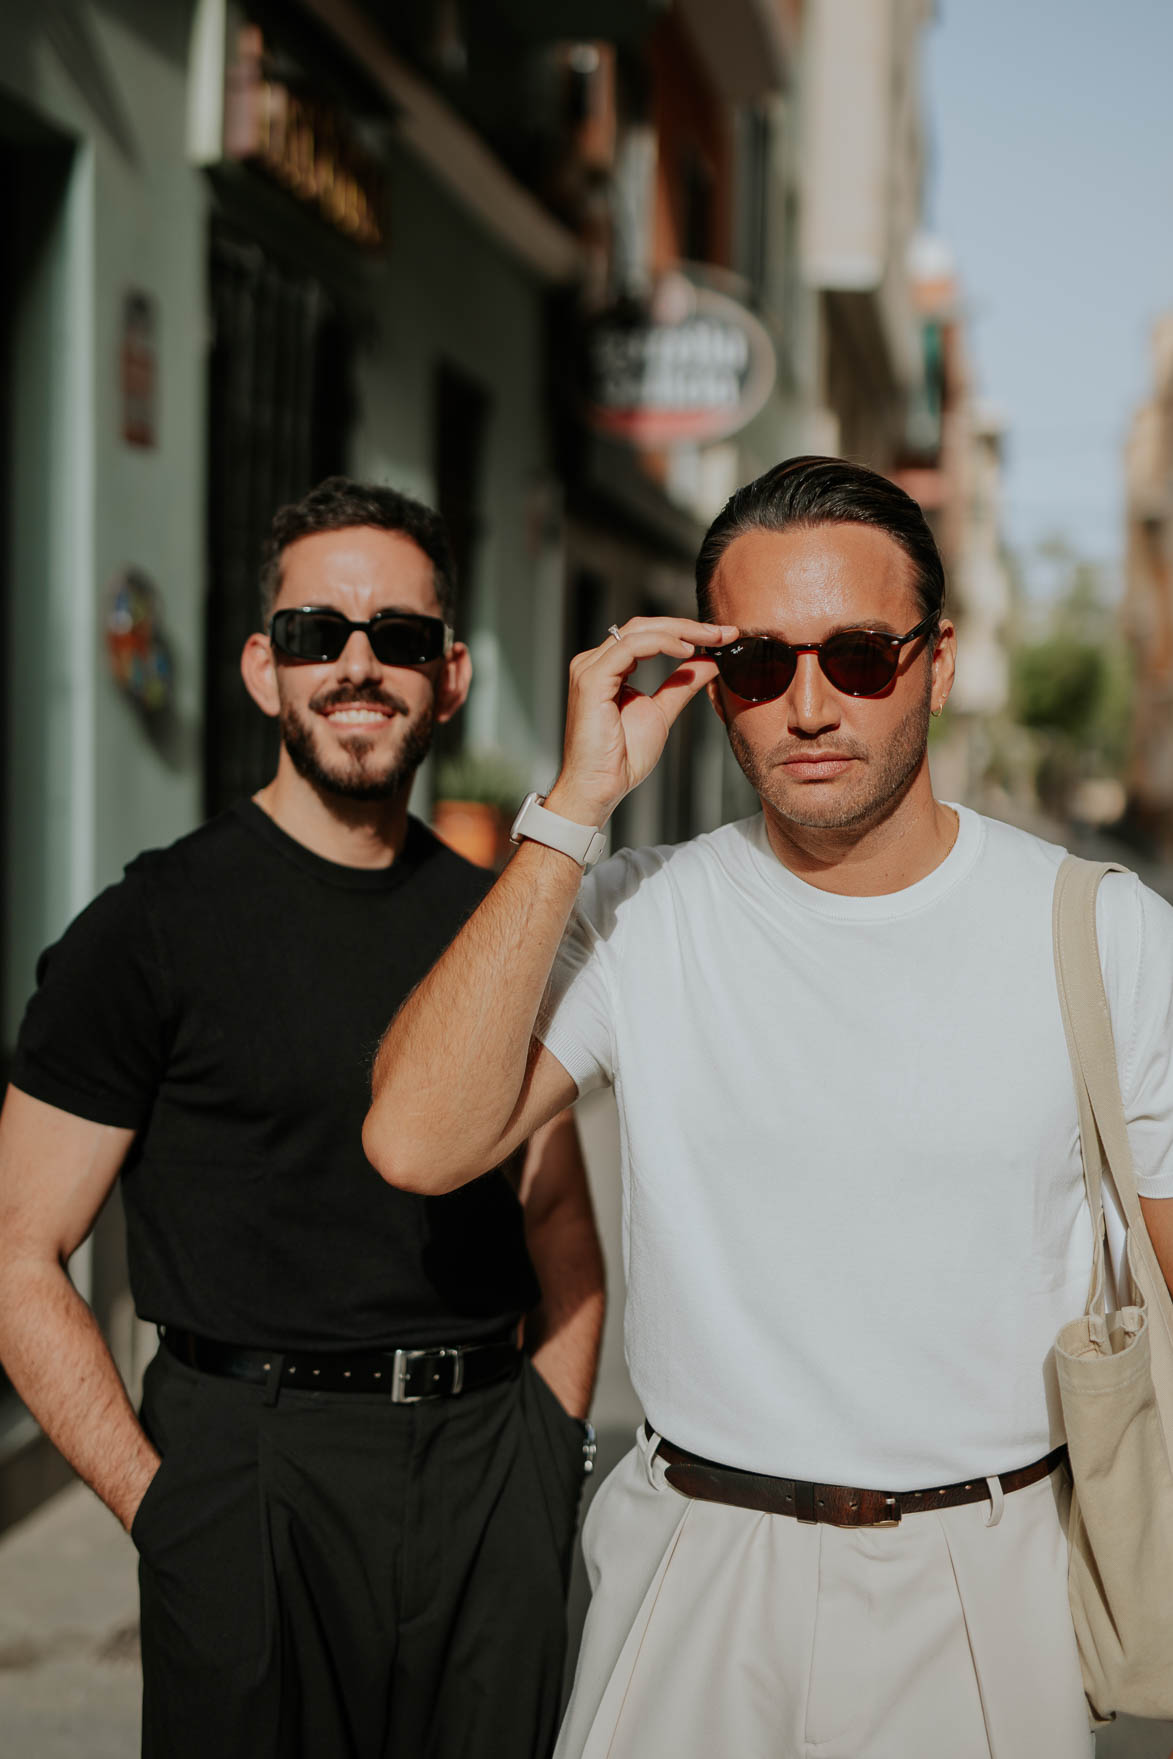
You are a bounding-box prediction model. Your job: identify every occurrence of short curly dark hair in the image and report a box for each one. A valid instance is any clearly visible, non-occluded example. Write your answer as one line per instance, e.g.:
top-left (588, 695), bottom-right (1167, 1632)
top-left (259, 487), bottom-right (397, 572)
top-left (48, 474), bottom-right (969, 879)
top-left (258, 476), bottom-right (457, 627)
top-left (696, 456), bottom-right (945, 627)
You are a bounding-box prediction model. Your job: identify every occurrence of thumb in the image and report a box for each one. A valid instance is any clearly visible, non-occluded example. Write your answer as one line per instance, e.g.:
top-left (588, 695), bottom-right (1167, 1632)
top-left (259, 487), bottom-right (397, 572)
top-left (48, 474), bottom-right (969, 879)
top-left (650, 659), bottom-right (719, 731)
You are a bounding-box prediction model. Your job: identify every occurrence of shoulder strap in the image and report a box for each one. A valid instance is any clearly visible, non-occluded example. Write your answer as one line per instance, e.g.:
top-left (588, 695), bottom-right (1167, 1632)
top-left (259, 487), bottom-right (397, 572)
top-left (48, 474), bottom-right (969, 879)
top-left (1052, 855), bottom-right (1139, 1313)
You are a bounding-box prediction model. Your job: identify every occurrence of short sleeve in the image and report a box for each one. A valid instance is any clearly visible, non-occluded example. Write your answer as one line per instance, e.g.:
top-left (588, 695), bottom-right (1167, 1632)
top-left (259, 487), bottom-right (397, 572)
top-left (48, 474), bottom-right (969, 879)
top-left (1099, 871), bottom-right (1173, 1199)
top-left (536, 905), bottom-right (614, 1095)
top-left (10, 866), bottom-right (173, 1129)
top-left (535, 848), bottom-right (658, 1096)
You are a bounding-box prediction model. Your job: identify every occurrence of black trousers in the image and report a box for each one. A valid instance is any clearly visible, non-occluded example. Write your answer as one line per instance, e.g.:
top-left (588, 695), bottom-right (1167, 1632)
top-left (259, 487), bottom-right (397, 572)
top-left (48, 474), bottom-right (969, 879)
top-left (132, 1344), bottom-right (585, 1759)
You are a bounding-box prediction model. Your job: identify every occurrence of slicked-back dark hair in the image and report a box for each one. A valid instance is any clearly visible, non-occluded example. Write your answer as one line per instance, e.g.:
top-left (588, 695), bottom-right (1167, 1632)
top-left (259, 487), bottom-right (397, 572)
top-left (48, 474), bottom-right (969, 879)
top-left (259, 476), bottom-right (457, 626)
top-left (696, 455), bottom-right (945, 627)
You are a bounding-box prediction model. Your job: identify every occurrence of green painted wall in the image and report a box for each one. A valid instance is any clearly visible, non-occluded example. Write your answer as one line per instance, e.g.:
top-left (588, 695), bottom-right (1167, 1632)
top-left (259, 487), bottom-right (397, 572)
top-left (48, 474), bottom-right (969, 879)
top-left (2, 1), bottom-right (206, 1043)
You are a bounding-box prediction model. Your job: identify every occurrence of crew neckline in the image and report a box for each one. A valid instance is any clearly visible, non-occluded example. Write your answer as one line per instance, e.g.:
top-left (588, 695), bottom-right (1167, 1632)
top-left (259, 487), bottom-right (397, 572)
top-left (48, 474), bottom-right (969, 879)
top-left (234, 799), bottom-right (431, 892)
top-left (736, 802), bottom-right (985, 921)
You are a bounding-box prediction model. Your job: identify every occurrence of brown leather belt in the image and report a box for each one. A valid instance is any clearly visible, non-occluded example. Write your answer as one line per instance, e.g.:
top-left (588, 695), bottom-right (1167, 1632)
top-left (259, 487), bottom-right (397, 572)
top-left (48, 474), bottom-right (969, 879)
top-left (650, 1428), bottom-right (1069, 1528)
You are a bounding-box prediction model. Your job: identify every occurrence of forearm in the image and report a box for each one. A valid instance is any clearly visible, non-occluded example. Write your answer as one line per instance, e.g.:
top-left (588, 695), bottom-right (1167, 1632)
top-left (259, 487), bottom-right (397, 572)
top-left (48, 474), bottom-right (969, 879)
top-left (527, 1244), bottom-right (605, 1420)
top-left (1140, 1195), bottom-right (1173, 1296)
top-left (521, 1110), bottom-right (606, 1419)
top-left (0, 1255), bottom-right (158, 1531)
top-left (366, 613), bottom-right (727, 1193)
top-left (365, 834), bottom-right (585, 1192)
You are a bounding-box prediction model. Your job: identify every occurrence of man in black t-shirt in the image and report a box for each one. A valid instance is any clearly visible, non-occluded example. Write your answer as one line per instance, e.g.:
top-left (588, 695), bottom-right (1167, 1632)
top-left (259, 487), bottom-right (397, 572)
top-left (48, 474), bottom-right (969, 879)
top-left (0, 478), bottom-right (605, 1759)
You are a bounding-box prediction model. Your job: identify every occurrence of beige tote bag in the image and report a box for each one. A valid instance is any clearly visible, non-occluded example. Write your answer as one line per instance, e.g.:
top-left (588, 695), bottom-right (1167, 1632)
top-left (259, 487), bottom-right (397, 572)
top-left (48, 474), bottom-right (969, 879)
top-left (1052, 854), bottom-right (1173, 1721)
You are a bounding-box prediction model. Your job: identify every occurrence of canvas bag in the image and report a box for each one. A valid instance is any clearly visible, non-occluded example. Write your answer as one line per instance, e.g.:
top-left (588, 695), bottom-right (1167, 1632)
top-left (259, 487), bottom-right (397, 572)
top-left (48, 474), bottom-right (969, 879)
top-left (1052, 854), bottom-right (1173, 1720)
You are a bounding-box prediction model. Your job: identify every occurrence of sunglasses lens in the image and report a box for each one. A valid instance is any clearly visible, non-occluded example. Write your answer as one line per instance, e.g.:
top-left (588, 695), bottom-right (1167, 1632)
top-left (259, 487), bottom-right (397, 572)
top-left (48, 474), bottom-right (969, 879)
top-left (271, 611), bottom-right (446, 665)
top-left (272, 611), bottom-right (348, 661)
top-left (367, 617), bottom-right (445, 666)
top-left (820, 632), bottom-right (896, 697)
top-left (717, 638), bottom-right (797, 703)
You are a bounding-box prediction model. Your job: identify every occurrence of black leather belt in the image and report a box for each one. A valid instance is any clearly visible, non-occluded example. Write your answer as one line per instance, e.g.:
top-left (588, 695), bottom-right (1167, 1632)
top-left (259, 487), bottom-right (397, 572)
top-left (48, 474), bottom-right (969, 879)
top-left (161, 1326), bottom-right (521, 1402)
top-left (648, 1425), bottom-right (1069, 1528)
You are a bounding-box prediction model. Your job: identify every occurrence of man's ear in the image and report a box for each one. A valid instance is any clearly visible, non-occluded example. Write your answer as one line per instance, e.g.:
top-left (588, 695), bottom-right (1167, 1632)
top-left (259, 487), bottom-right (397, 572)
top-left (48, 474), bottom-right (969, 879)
top-left (434, 641), bottom-right (473, 726)
top-left (706, 675), bottom-right (729, 727)
top-left (241, 633), bottom-right (281, 719)
top-left (929, 617), bottom-right (957, 718)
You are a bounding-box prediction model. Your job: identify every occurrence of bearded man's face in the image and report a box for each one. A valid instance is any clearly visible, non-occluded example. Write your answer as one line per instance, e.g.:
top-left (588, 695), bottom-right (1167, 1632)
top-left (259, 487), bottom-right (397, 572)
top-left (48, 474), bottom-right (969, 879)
top-left (262, 527), bottom-right (458, 801)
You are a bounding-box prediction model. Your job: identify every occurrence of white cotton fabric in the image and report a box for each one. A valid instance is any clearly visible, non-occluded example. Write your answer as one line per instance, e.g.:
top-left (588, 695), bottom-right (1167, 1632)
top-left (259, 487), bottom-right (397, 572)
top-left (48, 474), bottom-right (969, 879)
top-left (537, 806), bottom-right (1173, 1488)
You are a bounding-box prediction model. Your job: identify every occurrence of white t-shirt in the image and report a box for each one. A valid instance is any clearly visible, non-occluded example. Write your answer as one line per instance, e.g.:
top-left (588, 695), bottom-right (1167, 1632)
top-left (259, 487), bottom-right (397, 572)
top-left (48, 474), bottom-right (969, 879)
top-left (537, 806), bottom-right (1173, 1489)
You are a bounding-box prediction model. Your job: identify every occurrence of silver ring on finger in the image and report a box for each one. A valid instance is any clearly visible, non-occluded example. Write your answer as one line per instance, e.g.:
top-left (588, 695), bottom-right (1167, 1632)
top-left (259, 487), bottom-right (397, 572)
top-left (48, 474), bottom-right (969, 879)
top-left (607, 624), bottom-right (623, 645)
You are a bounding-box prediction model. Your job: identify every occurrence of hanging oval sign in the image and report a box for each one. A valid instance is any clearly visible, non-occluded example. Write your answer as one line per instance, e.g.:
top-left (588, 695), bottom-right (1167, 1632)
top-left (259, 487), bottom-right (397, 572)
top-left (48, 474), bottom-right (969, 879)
top-left (582, 271), bottom-right (776, 448)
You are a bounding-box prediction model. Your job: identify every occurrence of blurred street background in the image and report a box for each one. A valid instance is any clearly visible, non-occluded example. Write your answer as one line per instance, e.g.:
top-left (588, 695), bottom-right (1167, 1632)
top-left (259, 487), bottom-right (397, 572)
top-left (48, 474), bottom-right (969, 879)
top-left (3, 0), bottom-right (1173, 1752)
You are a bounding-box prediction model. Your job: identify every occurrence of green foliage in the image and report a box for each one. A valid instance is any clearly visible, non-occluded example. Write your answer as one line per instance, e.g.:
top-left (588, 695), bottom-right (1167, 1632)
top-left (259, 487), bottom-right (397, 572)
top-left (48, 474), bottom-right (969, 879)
top-left (1006, 539), bottom-right (1134, 816)
top-left (1013, 637), bottom-right (1105, 740)
top-left (434, 748), bottom-right (529, 810)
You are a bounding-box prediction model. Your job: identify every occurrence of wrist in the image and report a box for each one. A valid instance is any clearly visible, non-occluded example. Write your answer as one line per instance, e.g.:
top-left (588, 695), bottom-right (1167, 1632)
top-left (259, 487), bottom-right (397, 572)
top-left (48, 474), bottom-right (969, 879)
top-left (544, 781), bottom-right (610, 829)
top-left (119, 1449), bottom-right (161, 1533)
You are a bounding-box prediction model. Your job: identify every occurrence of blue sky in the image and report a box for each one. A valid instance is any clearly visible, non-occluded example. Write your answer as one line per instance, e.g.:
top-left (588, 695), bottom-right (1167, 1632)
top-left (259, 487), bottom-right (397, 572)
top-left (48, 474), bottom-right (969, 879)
top-left (926, 0), bottom-right (1173, 584)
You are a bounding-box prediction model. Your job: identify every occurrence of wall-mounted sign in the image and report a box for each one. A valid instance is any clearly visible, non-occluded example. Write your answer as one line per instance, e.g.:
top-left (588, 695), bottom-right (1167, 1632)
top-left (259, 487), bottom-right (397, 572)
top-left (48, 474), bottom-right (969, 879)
top-left (121, 291), bottom-right (157, 448)
top-left (106, 567), bottom-right (174, 717)
top-left (222, 24), bottom-right (385, 249)
top-left (582, 271), bottom-right (776, 448)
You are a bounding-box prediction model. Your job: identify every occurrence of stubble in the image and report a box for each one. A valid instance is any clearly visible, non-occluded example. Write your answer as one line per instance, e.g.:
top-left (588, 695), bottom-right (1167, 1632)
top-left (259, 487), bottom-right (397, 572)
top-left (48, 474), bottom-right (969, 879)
top-left (279, 685), bottom-right (435, 802)
top-left (725, 673), bottom-right (933, 832)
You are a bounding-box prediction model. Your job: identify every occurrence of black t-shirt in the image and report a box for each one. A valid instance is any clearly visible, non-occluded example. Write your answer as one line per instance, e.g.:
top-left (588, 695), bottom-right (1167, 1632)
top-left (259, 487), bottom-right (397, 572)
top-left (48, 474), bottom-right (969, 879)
top-left (12, 803), bottom-right (539, 1349)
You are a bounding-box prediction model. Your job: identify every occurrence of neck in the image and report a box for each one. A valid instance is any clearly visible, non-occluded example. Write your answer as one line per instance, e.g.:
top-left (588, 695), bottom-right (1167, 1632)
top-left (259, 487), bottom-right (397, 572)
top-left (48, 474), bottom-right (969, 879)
top-left (253, 754), bottom-right (413, 869)
top-left (760, 763), bottom-right (958, 897)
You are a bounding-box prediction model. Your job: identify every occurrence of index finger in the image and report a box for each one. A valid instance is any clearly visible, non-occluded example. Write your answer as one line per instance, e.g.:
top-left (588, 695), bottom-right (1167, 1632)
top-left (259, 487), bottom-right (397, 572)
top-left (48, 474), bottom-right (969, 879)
top-left (608, 616), bottom-right (738, 650)
top-left (580, 623), bottom-right (736, 687)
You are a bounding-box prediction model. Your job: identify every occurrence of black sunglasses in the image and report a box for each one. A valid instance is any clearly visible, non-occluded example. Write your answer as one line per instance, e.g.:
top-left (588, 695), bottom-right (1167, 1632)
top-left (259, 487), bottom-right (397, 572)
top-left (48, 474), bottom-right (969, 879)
top-left (269, 607), bottom-right (453, 667)
top-left (701, 610), bottom-right (939, 703)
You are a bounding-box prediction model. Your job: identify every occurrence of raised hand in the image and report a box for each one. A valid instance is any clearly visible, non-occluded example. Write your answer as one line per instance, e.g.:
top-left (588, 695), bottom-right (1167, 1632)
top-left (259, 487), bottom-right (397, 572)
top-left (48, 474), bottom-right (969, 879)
top-left (546, 617), bottom-right (738, 829)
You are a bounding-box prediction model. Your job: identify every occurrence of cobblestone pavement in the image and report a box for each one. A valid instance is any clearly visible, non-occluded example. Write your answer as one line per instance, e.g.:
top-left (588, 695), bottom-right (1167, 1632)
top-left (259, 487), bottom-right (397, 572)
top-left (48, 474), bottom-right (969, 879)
top-left (2, 1463), bottom-right (1171, 1757)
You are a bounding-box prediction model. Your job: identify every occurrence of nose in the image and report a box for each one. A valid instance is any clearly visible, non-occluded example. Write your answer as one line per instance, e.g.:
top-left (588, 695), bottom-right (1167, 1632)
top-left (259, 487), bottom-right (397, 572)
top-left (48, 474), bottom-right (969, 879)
top-left (336, 629), bottom-right (382, 684)
top-left (786, 651), bottom-right (841, 737)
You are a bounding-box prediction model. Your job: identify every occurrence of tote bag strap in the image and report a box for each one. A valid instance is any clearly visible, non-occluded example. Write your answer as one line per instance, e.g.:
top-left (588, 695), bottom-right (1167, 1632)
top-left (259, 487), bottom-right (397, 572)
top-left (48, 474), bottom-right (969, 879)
top-left (1052, 856), bottom-right (1133, 1316)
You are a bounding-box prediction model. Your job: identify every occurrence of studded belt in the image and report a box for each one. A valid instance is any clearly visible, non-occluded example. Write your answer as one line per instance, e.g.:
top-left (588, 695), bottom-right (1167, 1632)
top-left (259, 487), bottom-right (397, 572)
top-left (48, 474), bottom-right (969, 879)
top-left (160, 1326), bottom-right (521, 1402)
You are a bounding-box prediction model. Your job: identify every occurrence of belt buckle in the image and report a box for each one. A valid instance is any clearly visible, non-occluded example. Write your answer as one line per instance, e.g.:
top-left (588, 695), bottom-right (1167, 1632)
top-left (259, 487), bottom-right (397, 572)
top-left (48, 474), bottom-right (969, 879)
top-left (874, 1496), bottom-right (902, 1527)
top-left (390, 1347), bottom-right (464, 1403)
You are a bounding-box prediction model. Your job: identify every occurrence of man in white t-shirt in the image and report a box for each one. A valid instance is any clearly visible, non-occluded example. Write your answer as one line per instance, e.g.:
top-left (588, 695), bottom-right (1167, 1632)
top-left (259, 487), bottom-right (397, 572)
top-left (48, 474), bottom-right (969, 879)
top-left (364, 456), bottom-right (1173, 1758)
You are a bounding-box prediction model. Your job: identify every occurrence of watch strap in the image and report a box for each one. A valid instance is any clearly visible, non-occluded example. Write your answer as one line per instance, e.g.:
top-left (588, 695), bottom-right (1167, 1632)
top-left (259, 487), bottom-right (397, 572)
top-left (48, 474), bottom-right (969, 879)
top-left (509, 792), bottom-right (606, 867)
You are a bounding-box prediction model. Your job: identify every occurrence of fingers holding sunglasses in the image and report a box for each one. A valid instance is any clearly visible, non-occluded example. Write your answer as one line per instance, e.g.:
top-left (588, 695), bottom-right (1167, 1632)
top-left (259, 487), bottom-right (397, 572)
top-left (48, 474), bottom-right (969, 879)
top-left (587, 617), bottom-right (738, 674)
top-left (549, 619), bottom-right (737, 827)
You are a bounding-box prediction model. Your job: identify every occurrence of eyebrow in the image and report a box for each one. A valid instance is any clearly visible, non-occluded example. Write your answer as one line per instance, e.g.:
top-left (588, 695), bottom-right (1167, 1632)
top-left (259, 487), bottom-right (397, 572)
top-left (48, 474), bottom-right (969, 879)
top-left (286, 604), bottom-right (435, 619)
top-left (735, 618), bottom-right (906, 640)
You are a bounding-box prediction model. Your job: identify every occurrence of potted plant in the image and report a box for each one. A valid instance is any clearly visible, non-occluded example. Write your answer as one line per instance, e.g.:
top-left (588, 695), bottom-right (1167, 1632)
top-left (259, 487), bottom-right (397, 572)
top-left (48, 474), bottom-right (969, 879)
top-left (432, 749), bottom-right (531, 870)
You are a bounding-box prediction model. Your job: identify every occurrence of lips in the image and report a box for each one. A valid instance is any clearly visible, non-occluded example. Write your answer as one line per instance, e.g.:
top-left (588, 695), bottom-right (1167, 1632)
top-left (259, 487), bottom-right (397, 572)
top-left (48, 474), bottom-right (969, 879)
top-left (311, 687), bottom-right (407, 727)
top-left (781, 754), bottom-right (856, 780)
top-left (323, 706), bottom-right (394, 726)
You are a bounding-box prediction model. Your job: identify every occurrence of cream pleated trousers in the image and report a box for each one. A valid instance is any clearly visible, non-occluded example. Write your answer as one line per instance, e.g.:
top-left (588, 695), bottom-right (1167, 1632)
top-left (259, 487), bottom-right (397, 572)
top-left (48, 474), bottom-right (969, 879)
top-left (555, 1427), bottom-right (1093, 1759)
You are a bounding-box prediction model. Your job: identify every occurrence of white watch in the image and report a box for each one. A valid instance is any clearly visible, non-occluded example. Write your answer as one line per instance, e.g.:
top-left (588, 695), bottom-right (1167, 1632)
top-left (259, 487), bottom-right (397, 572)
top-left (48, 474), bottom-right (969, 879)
top-left (510, 792), bottom-right (607, 867)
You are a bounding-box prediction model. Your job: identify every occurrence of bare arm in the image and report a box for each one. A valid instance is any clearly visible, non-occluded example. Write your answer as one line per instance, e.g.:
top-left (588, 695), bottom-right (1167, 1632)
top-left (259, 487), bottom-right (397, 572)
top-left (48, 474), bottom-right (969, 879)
top-left (1140, 1195), bottom-right (1173, 1296)
top-left (0, 1085), bottom-right (157, 1532)
top-left (364, 614), bottom-right (736, 1194)
top-left (520, 1109), bottom-right (605, 1419)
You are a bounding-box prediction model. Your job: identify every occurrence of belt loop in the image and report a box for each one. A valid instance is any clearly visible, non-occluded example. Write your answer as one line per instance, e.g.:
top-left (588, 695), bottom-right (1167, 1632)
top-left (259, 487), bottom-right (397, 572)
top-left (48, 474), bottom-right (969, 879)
top-left (640, 1424), bottom-right (666, 1488)
top-left (984, 1474), bottom-right (1005, 1528)
top-left (262, 1352), bottom-right (285, 1408)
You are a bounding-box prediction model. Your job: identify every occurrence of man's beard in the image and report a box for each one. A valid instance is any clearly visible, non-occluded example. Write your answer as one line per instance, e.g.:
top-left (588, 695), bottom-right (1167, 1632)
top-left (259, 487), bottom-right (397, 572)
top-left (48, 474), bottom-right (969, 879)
top-left (725, 674), bottom-right (932, 832)
top-left (279, 684), bottom-right (435, 802)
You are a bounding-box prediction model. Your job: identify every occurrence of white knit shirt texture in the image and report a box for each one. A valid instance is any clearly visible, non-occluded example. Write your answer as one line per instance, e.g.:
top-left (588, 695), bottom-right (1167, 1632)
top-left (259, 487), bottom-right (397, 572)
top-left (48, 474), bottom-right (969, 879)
top-left (537, 806), bottom-right (1173, 1489)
